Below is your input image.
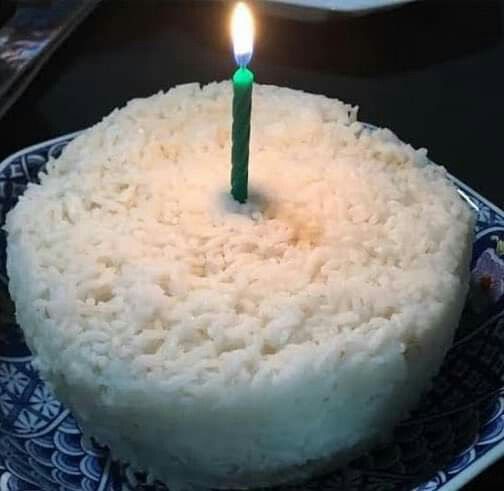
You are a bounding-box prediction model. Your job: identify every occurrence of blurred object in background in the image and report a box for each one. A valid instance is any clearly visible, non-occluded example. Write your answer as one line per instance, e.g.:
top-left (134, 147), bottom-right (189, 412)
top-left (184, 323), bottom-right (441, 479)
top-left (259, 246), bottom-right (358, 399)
top-left (256, 0), bottom-right (417, 19)
top-left (0, 0), bottom-right (101, 120)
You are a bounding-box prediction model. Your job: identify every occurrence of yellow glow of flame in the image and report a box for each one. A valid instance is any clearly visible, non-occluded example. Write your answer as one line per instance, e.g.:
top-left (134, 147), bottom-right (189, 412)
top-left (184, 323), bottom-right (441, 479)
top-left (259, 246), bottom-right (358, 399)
top-left (231, 2), bottom-right (254, 65)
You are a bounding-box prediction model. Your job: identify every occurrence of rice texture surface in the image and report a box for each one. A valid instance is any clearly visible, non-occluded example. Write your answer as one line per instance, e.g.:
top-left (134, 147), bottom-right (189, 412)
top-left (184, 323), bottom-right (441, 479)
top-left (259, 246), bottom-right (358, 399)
top-left (5, 82), bottom-right (475, 489)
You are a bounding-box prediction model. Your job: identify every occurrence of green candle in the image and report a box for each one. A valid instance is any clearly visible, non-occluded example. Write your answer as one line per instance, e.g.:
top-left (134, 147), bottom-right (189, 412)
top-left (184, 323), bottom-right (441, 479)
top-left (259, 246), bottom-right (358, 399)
top-left (231, 67), bottom-right (254, 203)
top-left (230, 2), bottom-right (255, 203)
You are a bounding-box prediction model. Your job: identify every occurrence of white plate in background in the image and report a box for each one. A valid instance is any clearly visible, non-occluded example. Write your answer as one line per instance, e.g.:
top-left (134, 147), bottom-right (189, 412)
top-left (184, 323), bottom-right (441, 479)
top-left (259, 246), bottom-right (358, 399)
top-left (257, 0), bottom-right (417, 20)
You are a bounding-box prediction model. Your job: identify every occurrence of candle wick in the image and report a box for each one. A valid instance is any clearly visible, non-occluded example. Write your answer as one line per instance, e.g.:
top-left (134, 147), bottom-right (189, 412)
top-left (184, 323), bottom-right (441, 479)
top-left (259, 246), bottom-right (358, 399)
top-left (234, 52), bottom-right (252, 69)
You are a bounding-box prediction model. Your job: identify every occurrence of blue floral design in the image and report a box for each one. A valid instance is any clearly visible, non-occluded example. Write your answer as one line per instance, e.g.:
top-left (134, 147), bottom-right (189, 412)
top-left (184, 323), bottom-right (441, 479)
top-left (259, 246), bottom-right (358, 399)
top-left (0, 364), bottom-right (30, 397)
top-left (29, 386), bottom-right (61, 419)
top-left (0, 392), bottom-right (13, 417)
top-left (14, 409), bottom-right (49, 434)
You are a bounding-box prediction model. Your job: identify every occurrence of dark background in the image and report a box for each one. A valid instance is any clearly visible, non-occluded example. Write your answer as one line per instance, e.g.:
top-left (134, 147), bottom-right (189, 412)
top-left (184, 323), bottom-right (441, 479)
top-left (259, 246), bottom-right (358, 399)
top-left (0, 0), bottom-right (503, 488)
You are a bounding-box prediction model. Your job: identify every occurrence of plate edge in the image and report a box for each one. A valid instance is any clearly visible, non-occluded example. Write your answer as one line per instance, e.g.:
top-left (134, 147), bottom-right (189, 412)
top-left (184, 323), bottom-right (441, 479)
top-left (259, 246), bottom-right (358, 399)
top-left (438, 439), bottom-right (504, 491)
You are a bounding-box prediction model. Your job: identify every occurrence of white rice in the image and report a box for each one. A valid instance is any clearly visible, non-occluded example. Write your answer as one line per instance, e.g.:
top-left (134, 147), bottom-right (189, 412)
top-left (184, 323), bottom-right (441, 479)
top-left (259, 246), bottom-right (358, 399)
top-left (5, 82), bottom-right (474, 489)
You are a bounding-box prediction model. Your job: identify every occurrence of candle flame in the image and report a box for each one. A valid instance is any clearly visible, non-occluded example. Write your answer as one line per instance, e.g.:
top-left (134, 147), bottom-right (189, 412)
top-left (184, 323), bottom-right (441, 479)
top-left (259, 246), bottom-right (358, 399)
top-left (231, 2), bottom-right (254, 68)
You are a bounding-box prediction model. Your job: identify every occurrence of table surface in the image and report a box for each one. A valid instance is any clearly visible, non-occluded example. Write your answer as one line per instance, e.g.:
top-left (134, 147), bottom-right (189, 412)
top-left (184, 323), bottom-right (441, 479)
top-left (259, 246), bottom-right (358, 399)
top-left (0, 0), bottom-right (503, 489)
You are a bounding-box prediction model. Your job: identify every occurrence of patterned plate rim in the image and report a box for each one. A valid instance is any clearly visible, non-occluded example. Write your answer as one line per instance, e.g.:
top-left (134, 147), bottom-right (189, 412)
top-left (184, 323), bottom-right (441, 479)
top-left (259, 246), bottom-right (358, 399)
top-left (0, 130), bottom-right (83, 176)
top-left (1, 131), bottom-right (504, 491)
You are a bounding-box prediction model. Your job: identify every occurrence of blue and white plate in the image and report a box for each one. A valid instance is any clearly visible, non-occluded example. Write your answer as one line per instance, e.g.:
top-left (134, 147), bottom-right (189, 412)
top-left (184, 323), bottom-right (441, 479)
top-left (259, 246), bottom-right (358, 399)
top-left (1, 133), bottom-right (504, 491)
